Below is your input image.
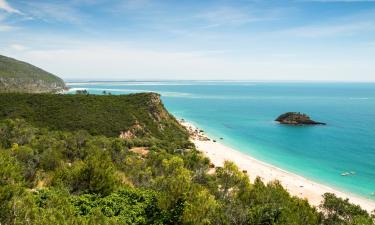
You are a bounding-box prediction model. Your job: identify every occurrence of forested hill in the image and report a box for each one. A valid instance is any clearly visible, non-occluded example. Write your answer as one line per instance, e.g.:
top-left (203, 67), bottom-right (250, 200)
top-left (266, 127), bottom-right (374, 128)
top-left (0, 92), bottom-right (189, 142)
top-left (0, 55), bottom-right (66, 93)
top-left (0, 92), bottom-right (374, 224)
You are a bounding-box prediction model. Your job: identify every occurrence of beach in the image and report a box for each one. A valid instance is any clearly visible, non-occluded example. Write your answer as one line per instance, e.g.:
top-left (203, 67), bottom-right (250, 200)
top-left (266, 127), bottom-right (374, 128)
top-left (180, 120), bottom-right (375, 212)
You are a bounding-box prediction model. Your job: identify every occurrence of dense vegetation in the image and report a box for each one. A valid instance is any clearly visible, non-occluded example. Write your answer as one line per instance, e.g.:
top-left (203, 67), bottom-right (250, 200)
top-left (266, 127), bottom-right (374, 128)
top-left (0, 93), bottom-right (374, 224)
top-left (0, 93), bottom-right (188, 142)
top-left (0, 55), bottom-right (65, 93)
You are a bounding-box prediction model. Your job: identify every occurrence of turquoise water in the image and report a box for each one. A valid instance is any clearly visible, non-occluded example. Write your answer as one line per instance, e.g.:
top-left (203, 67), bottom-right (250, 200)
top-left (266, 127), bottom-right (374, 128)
top-left (66, 81), bottom-right (375, 200)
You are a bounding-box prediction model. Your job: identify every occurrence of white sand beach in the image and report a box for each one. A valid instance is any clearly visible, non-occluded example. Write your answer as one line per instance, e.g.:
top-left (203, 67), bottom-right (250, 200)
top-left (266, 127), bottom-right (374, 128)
top-left (180, 120), bottom-right (375, 212)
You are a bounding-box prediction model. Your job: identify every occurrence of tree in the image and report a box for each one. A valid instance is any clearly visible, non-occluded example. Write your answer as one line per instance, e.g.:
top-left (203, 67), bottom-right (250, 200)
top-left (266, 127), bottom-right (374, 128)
top-left (0, 119), bottom-right (36, 148)
top-left (12, 145), bottom-right (39, 183)
top-left (215, 161), bottom-right (250, 201)
top-left (153, 157), bottom-right (192, 207)
top-left (75, 89), bottom-right (89, 95)
top-left (81, 153), bottom-right (120, 196)
top-left (182, 186), bottom-right (219, 225)
top-left (0, 149), bottom-right (26, 223)
top-left (320, 193), bottom-right (373, 225)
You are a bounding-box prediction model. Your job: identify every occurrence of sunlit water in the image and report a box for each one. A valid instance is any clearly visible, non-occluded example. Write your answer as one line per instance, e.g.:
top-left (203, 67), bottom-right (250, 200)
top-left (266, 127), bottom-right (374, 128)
top-left (66, 81), bottom-right (375, 200)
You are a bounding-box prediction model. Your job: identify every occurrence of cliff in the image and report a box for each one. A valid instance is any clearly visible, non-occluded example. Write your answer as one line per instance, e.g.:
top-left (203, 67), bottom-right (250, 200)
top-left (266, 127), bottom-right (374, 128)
top-left (0, 55), bottom-right (66, 93)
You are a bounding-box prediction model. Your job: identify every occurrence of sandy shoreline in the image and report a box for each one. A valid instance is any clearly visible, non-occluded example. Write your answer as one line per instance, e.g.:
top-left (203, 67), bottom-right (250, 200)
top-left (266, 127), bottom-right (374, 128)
top-left (179, 120), bottom-right (375, 212)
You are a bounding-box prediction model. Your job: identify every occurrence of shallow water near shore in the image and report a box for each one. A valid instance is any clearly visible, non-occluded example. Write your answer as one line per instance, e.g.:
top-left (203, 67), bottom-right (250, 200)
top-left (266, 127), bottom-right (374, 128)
top-left (66, 81), bottom-right (375, 200)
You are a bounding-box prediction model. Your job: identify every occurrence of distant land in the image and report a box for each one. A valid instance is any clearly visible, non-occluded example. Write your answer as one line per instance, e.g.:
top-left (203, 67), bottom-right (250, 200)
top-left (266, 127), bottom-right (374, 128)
top-left (0, 55), bottom-right (66, 93)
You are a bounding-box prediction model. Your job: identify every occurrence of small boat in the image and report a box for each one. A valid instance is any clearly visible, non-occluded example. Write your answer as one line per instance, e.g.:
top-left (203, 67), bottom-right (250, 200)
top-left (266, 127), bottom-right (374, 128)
top-left (341, 172), bottom-right (350, 176)
top-left (341, 171), bottom-right (356, 176)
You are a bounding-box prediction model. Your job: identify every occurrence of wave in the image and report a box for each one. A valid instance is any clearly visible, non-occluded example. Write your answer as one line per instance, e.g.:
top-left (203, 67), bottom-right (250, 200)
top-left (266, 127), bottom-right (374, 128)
top-left (65, 87), bottom-right (87, 92)
top-left (349, 97), bottom-right (370, 100)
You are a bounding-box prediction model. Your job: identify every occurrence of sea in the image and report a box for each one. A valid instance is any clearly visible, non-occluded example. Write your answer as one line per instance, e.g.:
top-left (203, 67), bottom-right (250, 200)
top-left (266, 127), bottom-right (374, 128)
top-left (66, 81), bottom-right (375, 200)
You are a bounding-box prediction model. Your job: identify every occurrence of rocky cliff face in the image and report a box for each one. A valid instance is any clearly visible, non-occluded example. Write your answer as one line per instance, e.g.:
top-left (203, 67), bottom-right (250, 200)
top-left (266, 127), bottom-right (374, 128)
top-left (146, 93), bottom-right (169, 122)
top-left (0, 77), bottom-right (65, 93)
top-left (275, 112), bottom-right (326, 125)
top-left (0, 55), bottom-right (66, 93)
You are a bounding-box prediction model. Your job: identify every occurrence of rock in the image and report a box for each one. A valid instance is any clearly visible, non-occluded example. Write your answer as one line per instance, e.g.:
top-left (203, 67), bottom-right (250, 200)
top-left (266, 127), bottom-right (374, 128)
top-left (275, 112), bottom-right (326, 125)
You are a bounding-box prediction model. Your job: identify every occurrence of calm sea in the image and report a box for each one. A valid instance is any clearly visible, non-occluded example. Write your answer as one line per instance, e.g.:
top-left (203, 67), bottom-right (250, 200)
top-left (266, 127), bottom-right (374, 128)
top-left (66, 81), bottom-right (375, 200)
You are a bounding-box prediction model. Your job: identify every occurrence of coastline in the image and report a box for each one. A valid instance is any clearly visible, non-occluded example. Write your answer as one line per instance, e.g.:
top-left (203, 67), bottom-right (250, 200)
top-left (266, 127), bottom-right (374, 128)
top-left (179, 119), bottom-right (375, 212)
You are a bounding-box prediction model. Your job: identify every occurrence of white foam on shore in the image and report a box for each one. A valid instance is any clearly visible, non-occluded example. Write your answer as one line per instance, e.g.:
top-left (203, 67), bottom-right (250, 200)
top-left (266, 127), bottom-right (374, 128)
top-left (180, 120), bottom-right (375, 212)
top-left (349, 97), bottom-right (370, 100)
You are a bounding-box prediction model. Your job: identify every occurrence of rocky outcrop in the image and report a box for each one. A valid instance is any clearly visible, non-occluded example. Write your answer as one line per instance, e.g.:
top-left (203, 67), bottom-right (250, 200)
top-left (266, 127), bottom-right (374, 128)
top-left (275, 112), bottom-right (326, 125)
top-left (120, 120), bottom-right (147, 139)
top-left (146, 93), bottom-right (169, 122)
top-left (0, 77), bottom-right (65, 93)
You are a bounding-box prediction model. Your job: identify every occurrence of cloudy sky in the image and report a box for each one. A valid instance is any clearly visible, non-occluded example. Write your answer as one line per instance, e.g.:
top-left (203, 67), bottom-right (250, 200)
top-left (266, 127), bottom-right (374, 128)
top-left (1, 0), bottom-right (375, 81)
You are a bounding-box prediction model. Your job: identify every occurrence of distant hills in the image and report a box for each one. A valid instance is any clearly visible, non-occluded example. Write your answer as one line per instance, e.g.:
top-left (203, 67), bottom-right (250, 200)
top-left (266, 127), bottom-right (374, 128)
top-left (0, 55), bottom-right (66, 93)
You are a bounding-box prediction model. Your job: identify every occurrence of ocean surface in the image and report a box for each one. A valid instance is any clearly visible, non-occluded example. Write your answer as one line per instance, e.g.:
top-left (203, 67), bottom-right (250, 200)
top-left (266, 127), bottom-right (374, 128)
top-left (66, 81), bottom-right (375, 200)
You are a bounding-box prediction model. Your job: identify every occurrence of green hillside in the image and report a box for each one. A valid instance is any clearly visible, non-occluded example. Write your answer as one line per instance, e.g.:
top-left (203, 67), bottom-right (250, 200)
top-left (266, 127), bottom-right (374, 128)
top-left (0, 92), bottom-right (189, 143)
top-left (0, 55), bottom-right (65, 93)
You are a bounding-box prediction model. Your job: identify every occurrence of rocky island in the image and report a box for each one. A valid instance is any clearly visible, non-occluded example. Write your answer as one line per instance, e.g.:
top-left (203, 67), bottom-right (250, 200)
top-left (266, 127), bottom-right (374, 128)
top-left (275, 112), bottom-right (326, 125)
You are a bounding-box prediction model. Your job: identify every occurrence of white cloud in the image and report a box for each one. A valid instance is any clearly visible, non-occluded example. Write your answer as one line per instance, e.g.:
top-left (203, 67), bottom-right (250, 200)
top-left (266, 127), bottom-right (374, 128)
top-left (4, 42), bottom-right (375, 81)
top-left (10, 44), bottom-right (28, 51)
top-left (197, 7), bottom-right (256, 26)
top-left (0, 24), bottom-right (14, 31)
top-left (23, 2), bottom-right (84, 24)
top-left (0, 0), bottom-right (21, 14)
top-left (195, 6), bottom-right (279, 28)
top-left (279, 21), bottom-right (375, 38)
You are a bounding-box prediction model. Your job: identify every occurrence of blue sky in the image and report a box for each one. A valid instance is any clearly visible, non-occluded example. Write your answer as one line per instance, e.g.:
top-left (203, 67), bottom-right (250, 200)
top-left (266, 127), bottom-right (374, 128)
top-left (1, 0), bottom-right (375, 81)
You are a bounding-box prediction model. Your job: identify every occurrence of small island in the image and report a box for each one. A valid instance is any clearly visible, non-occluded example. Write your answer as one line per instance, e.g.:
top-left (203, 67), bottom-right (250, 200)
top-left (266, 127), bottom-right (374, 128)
top-left (275, 112), bottom-right (326, 125)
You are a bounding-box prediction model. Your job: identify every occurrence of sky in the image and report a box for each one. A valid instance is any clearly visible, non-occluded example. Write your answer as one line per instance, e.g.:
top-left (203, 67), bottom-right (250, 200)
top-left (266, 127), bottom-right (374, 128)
top-left (0, 0), bottom-right (375, 81)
